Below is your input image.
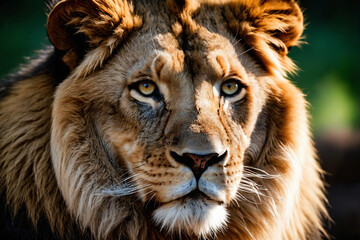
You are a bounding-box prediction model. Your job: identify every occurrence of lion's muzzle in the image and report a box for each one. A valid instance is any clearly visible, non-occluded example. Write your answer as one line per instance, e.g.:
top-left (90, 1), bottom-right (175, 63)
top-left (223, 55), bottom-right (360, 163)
top-left (170, 151), bottom-right (227, 180)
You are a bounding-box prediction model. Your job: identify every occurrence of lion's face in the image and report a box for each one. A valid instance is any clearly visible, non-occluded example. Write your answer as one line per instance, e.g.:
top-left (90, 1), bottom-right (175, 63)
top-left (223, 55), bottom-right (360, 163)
top-left (48, 0), bottom-right (314, 239)
top-left (66, 27), bottom-right (268, 235)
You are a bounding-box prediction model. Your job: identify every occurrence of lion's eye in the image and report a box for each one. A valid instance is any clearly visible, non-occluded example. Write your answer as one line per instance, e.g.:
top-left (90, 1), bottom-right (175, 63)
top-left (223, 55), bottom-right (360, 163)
top-left (129, 79), bottom-right (162, 106)
top-left (221, 79), bottom-right (241, 96)
top-left (137, 80), bottom-right (156, 96)
top-left (219, 78), bottom-right (247, 102)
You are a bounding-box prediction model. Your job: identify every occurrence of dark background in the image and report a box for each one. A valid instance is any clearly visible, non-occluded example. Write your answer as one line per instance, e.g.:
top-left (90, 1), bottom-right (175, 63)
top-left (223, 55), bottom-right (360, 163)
top-left (0, 0), bottom-right (359, 239)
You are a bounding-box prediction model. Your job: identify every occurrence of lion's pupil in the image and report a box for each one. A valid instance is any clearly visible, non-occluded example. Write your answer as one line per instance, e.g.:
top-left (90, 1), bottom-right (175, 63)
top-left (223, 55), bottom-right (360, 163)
top-left (138, 81), bottom-right (155, 95)
top-left (226, 83), bottom-right (233, 89)
top-left (222, 81), bottom-right (238, 95)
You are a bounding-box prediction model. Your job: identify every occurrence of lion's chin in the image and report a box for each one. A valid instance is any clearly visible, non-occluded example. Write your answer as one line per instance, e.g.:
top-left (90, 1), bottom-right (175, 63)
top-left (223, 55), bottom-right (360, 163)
top-left (152, 196), bottom-right (228, 237)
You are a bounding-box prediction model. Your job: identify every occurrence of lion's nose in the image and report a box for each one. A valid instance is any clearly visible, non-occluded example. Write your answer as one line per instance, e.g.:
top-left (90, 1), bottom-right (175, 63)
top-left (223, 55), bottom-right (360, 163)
top-left (171, 151), bottom-right (226, 179)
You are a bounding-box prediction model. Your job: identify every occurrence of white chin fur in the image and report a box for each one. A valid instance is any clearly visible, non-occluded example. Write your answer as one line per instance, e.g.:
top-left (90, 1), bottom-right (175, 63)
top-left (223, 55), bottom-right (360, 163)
top-left (152, 198), bottom-right (228, 237)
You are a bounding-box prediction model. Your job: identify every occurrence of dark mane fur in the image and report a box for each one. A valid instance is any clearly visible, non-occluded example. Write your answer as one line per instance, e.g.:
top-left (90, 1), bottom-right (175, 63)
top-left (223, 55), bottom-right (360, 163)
top-left (0, 47), bottom-right (69, 100)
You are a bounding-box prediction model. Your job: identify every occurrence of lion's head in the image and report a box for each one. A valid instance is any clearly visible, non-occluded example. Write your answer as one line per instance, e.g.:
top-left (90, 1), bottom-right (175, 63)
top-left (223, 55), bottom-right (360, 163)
top-left (21, 0), bottom-right (328, 239)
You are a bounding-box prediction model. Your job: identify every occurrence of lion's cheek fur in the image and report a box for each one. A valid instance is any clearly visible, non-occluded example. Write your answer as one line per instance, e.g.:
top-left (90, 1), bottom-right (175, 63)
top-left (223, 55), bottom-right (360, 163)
top-left (199, 165), bottom-right (242, 203)
top-left (136, 165), bottom-right (197, 203)
top-left (50, 78), bottom-right (148, 239)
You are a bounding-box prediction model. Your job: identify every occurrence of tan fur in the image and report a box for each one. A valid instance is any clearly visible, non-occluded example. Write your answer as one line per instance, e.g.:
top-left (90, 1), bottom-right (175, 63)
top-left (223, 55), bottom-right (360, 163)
top-left (0, 0), bottom-right (328, 239)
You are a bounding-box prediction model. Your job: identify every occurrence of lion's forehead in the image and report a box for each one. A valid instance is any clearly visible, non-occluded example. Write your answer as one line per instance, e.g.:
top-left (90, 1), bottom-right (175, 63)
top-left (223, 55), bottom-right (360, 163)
top-left (155, 31), bottom-right (241, 77)
top-left (126, 24), bottom-right (243, 79)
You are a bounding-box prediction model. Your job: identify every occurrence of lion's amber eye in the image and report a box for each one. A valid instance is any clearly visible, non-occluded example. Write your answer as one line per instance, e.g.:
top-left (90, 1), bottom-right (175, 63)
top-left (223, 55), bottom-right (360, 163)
top-left (137, 80), bottom-right (156, 96)
top-left (221, 79), bottom-right (240, 96)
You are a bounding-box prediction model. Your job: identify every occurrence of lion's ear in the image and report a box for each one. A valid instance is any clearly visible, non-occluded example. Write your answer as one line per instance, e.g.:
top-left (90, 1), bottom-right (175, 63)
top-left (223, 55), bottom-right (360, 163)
top-left (224, 0), bottom-right (304, 77)
top-left (47, 0), bottom-right (142, 69)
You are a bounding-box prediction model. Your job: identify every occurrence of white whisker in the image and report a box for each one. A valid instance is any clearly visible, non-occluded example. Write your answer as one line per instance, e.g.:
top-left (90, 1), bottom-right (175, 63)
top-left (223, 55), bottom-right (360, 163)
top-left (137, 190), bottom-right (155, 201)
top-left (232, 37), bottom-right (242, 47)
top-left (243, 165), bottom-right (278, 179)
top-left (119, 172), bottom-right (145, 184)
top-left (237, 47), bottom-right (254, 57)
top-left (230, 29), bottom-right (239, 45)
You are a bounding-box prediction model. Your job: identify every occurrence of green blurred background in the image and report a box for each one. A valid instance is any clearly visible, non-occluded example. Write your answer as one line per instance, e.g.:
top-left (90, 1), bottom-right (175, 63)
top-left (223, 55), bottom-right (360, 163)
top-left (0, 0), bottom-right (359, 239)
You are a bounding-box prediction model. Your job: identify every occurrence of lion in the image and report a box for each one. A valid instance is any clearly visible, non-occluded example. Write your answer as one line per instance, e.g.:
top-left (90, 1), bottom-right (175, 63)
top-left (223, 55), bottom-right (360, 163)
top-left (0, 0), bottom-right (328, 239)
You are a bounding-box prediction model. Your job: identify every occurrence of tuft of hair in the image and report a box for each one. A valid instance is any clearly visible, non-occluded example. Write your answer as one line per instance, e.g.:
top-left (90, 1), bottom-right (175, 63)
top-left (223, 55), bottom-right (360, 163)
top-left (47, 0), bottom-right (142, 76)
top-left (223, 0), bottom-right (304, 78)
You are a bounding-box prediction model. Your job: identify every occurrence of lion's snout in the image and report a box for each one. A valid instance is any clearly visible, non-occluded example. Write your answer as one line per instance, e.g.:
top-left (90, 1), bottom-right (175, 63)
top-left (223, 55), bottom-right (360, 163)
top-left (170, 151), bottom-right (226, 179)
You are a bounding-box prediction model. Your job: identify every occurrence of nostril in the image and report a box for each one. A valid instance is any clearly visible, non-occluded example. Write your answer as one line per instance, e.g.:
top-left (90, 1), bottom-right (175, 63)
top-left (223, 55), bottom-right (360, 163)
top-left (170, 151), bottom-right (194, 169)
top-left (170, 151), bottom-right (227, 179)
top-left (206, 151), bottom-right (227, 166)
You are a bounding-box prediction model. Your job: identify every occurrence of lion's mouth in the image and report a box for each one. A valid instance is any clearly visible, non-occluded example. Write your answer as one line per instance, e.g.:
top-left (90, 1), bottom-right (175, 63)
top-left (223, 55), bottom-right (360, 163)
top-left (182, 189), bottom-right (225, 205)
top-left (148, 189), bottom-right (225, 209)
